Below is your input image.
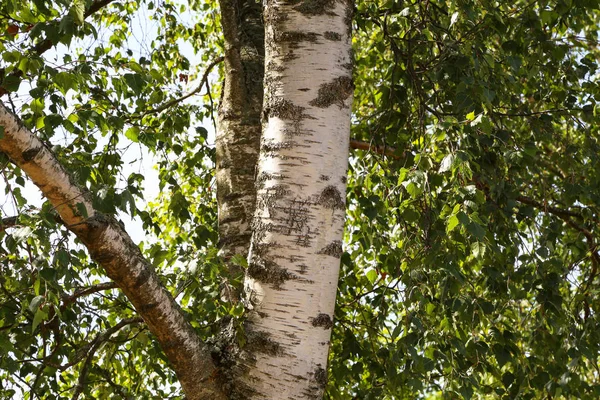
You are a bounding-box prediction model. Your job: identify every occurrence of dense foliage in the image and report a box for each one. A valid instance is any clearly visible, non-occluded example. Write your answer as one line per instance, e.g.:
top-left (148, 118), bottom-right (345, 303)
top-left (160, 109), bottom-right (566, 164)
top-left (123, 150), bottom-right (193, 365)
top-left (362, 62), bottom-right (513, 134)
top-left (1, 0), bottom-right (599, 398)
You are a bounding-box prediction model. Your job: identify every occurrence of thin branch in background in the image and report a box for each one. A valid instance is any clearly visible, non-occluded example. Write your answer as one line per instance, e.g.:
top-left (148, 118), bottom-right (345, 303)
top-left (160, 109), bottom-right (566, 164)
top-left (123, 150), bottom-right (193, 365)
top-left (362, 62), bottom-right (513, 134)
top-left (61, 282), bottom-right (119, 309)
top-left (0, 216), bottom-right (18, 232)
top-left (71, 317), bottom-right (143, 400)
top-left (0, 0), bottom-right (117, 97)
top-left (137, 56), bottom-right (224, 118)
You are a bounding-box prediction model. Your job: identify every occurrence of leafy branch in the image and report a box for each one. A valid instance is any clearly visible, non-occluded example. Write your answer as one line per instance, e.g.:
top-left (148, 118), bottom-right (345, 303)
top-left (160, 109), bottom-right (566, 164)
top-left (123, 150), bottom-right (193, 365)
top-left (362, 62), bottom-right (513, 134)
top-left (0, 0), bottom-right (117, 96)
top-left (71, 317), bottom-right (143, 400)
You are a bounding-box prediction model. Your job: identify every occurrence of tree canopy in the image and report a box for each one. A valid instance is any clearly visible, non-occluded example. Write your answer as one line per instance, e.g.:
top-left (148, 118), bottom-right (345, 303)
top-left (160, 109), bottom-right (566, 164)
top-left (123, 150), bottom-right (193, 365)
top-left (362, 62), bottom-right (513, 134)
top-left (1, 0), bottom-right (600, 398)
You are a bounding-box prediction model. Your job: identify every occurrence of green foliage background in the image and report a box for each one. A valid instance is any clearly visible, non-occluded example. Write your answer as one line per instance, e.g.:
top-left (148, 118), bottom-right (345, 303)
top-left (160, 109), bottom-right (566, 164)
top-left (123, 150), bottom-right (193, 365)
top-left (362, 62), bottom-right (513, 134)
top-left (1, 0), bottom-right (600, 398)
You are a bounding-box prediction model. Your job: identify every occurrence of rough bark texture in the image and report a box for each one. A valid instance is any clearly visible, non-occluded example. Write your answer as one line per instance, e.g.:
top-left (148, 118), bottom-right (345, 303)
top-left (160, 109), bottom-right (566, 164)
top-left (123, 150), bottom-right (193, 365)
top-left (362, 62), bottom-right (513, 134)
top-left (233, 1), bottom-right (354, 398)
top-left (216, 0), bottom-right (264, 266)
top-left (0, 102), bottom-right (226, 400)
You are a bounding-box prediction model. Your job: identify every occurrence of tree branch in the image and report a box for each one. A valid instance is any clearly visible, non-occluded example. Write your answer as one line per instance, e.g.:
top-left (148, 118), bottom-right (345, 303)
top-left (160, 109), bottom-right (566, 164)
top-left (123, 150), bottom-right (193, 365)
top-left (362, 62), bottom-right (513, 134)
top-left (515, 194), bottom-right (599, 315)
top-left (0, 216), bottom-right (18, 233)
top-left (71, 317), bottom-right (143, 400)
top-left (61, 282), bottom-right (119, 309)
top-left (137, 56), bottom-right (224, 117)
top-left (349, 139), bottom-right (406, 159)
top-left (0, 102), bottom-right (225, 400)
top-left (0, 0), bottom-right (117, 97)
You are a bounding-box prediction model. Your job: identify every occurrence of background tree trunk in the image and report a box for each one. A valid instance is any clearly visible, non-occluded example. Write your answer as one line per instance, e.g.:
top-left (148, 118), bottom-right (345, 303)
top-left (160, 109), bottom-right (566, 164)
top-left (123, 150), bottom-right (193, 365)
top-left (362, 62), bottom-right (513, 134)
top-left (216, 0), bottom-right (264, 268)
top-left (232, 1), bottom-right (354, 398)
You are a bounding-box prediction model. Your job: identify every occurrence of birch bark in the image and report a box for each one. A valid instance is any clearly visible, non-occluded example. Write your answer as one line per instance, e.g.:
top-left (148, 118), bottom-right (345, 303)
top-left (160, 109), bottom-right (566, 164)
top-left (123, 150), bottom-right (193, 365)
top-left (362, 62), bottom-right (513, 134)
top-left (233, 1), bottom-right (354, 398)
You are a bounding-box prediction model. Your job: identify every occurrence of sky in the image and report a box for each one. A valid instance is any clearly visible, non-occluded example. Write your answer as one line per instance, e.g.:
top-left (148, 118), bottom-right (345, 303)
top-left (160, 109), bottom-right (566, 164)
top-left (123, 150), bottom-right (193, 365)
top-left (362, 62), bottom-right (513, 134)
top-left (1, 1), bottom-right (216, 244)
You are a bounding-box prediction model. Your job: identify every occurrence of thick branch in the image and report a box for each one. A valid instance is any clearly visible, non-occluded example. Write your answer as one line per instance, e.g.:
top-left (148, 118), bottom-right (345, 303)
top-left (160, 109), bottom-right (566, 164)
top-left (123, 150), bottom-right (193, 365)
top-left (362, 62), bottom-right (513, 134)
top-left (0, 102), bottom-right (225, 400)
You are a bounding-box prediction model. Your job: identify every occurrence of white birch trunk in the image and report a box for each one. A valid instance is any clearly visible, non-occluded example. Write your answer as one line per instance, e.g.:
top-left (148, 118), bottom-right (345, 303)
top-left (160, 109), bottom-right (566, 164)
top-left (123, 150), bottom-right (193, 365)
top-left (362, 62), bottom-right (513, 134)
top-left (234, 1), bottom-right (353, 398)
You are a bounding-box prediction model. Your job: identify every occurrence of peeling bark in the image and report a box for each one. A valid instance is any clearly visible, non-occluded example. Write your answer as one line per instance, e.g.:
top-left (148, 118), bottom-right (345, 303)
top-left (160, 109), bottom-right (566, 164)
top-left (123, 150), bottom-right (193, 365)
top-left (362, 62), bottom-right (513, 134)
top-left (0, 102), bottom-right (226, 400)
top-left (216, 0), bottom-right (264, 268)
top-left (233, 1), bottom-right (354, 398)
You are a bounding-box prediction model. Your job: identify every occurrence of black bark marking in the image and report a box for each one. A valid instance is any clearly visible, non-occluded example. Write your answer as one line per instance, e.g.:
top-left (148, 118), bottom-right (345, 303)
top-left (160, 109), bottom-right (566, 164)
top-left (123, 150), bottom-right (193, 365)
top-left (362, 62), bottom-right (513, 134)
top-left (314, 366), bottom-right (328, 387)
top-left (247, 259), bottom-right (296, 289)
top-left (284, 198), bottom-right (311, 235)
top-left (139, 302), bottom-right (158, 312)
top-left (290, 0), bottom-right (336, 15)
top-left (317, 240), bottom-right (343, 258)
top-left (319, 174), bottom-right (330, 181)
top-left (133, 267), bottom-right (152, 288)
top-left (246, 332), bottom-right (284, 357)
top-left (318, 185), bottom-right (345, 210)
top-left (266, 98), bottom-right (309, 135)
top-left (297, 264), bottom-right (308, 274)
top-left (311, 313), bottom-right (333, 329)
top-left (278, 31), bottom-right (319, 47)
top-left (309, 76), bottom-right (354, 109)
top-left (22, 147), bottom-right (42, 162)
top-left (324, 31), bottom-right (341, 41)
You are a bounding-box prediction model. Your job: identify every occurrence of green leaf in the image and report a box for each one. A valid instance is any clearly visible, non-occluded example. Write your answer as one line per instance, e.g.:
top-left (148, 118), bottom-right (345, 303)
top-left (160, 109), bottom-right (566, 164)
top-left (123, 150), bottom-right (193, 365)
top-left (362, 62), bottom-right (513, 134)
top-left (124, 73), bottom-right (145, 95)
top-left (471, 242), bottom-right (486, 258)
top-left (125, 126), bottom-right (140, 142)
top-left (447, 215), bottom-right (460, 232)
top-left (32, 307), bottom-right (48, 333)
top-left (54, 72), bottom-right (77, 94)
top-left (365, 267), bottom-right (378, 284)
top-left (439, 154), bottom-right (454, 173)
top-left (75, 202), bottom-right (88, 218)
top-left (70, 0), bottom-right (85, 25)
top-left (28, 295), bottom-right (44, 313)
top-left (466, 111), bottom-right (476, 121)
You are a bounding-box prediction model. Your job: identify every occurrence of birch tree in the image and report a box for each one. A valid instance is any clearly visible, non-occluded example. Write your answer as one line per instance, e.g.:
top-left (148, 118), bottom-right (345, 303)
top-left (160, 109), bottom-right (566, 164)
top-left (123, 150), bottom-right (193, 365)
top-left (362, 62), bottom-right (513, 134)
top-left (3, 0), bottom-right (600, 399)
top-left (0, 0), bottom-right (351, 398)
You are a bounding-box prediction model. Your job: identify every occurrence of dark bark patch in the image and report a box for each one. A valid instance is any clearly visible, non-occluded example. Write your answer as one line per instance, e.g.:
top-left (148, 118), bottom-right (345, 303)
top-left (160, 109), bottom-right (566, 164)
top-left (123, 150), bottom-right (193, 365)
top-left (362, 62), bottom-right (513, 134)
top-left (267, 98), bottom-right (305, 121)
top-left (297, 264), bottom-right (309, 274)
top-left (133, 266), bottom-right (152, 288)
top-left (256, 171), bottom-right (285, 186)
top-left (314, 366), bottom-right (328, 387)
top-left (309, 76), bottom-right (354, 108)
top-left (261, 140), bottom-right (295, 153)
top-left (247, 330), bottom-right (284, 357)
top-left (290, 0), bottom-right (336, 16)
top-left (278, 31), bottom-right (319, 47)
top-left (341, 175), bottom-right (347, 183)
top-left (311, 313), bottom-right (333, 329)
top-left (318, 240), bottom-right (343, 258)
top-left (318, 185), bottom-right (345, 210)
top-left (324, 31), bottom-right (342, 41)
top-left (248, 259), bottom-right (296, 289)
top-left (319, 174), bottom-right (330, 181)
top-left (139, 302), bottom-right (158, 312)
top-left (22, 147), bottom-right (41, 162)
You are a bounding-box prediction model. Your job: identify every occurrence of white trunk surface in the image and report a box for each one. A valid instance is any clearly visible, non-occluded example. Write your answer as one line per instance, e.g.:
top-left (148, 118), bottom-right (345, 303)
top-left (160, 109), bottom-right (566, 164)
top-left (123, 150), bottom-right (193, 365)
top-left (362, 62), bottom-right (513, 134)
top-left (236, 1), bottom-right (353, 398)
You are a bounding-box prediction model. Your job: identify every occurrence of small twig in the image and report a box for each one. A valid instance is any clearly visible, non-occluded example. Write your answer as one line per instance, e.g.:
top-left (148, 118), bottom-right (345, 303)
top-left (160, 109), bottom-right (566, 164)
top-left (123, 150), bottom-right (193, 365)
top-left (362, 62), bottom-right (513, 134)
top-left (138, 56), bottom-right (224, 117)
top-left (61, 282), bottom-right (119, 309)
top-left (0, 216), bottom-right (18, 232)
top-left (71, 317), bottom-right (143, 400)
